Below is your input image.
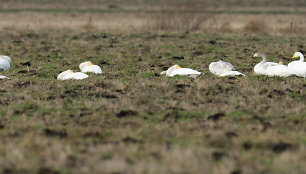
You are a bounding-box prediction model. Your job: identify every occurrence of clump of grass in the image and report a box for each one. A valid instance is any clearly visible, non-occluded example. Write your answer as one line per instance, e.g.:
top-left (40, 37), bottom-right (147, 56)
top-left (280, 22), bottom-right (306, 34)
top-left (83, 15), bottom-right (95, 31)
top-left (218, 21), bottom-right (233, 32)
top-left (243, 19), bottom-right (267, 33)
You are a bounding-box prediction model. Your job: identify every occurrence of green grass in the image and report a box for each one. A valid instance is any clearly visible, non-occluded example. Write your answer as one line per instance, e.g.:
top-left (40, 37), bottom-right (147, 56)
top-left (0, 29), bottom-right (305, 174)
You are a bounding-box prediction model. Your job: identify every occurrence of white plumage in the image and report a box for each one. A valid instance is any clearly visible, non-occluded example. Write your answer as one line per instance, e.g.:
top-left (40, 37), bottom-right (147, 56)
top-left (57, 70), bottom-right (89, 80)
top-left (160, 64), bottom-right (201, 77)
top-left (209, 60), bottom-right (245, 77)
top-left (266, 64), bottom-right (295, 77)
top-left (79, 61), bottom-right (102, 74)
top-left (288, 52), bottom-right (306, 78)
top-left (0, 55), bottom-right (11, 72)
top-left (169, 68), bottom-right (201, 77)
top-left (0, 75), bottom-right (10, 79)
top-left (253, 52), bottom-right (294, 77)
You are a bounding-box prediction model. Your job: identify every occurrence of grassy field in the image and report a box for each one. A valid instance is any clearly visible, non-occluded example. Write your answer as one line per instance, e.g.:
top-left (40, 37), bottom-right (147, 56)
top-left (0, 1), bottom-right (305, 174)
top-left (0, 29), bottom-right (305, 174)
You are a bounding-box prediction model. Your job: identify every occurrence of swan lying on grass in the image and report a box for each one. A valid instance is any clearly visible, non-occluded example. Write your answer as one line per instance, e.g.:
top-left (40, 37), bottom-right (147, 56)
top-left (57, 70), bottom-right (89, 80)
top-left (253, 52), bottom-right (294, 77)
top-left (0, 55), bottom-right (11, 72)
top-left (209, 60), bottom-right (245, 76)
top-left (160, 64), bottom-right (202, 77)
top-left (0, 75), bottom-right (10, 79)
top-left (289, 52), bottom-right (306, 78)
top-left (79, 61), bottom-right (102, 74)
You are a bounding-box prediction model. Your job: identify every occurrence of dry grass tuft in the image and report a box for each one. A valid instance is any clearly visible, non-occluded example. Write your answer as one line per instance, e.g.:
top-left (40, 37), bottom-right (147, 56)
top-left (280, 22), bottom-right (306, 34)
top-left (243, 19), bottom-right (267, 33)
top-left (218, 21), bottom-right (233, 32)
top-left (82, 15), bottom-right (95, 30)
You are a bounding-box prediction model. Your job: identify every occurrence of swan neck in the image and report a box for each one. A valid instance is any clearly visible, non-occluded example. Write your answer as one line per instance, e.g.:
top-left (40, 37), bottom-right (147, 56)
top-left (299, 54), bottom-right (304, 62)
top-left (166, 65), bottom-right (179, 76)
top-left (262, 56), bottom-right (267, 62)
top-left (166, 69), bottom-right (173, 76)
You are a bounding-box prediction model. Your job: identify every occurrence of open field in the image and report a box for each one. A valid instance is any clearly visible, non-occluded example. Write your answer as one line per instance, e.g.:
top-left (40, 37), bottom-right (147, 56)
top-left (0, 28), bottom-right (305, 174)
top-left (0, 1), bottom-right (306, 174)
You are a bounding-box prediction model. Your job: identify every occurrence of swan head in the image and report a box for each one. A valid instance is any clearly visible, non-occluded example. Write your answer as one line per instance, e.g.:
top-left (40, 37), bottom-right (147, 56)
top-left (79, 61), bottom-right (93, 71)
top-left (167, 64), bottom-right (181, 73)
top-left (292, 52), bottom-right (303, 59)
top-left (253, 52), bottom-right (265, 58)
top-left (161, 64), bottom-right (182, 76)
top-left (0, 55), bottom-right (11, 63)
top-left (253, 52), bottom-right (267, 61)
top-left (57, 69), bottom-right (74, 80)
top-left (171, 64), bottom-right (182, 70)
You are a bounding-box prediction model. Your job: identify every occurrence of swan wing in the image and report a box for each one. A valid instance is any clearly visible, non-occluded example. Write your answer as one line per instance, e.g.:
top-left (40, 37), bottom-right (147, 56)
top-left (213, 61), bottom-right (234, 70)
top-left (81, 65), bottom-right (102, 74)
top-left (262, 62), bottom-right (279, 69)
top-left (169, 68), bottom-right (201, 77)
top-left (218, 60), bottom-right (235, 70)
top-left (220, 71), bottom-right (245, 77)
top-left (72, 72), bottom-right (90, 79)
top-left (288, 61), bottom-right (306, 77)
top-left (0, 59), bottom-right (10, 71)
top-left (254, 61), bottom-right (279, 75)
top-left (209, 61), bottom-right (236, 76)
top-left (266, 65), bottom-right (294, 77)
top-left (209, 60), bottom-right (239, 76)
top-left (61, 72), bottom-right (89, 80)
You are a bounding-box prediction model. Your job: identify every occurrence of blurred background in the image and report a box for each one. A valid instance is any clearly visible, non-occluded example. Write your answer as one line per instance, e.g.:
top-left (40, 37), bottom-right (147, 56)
top-left (0, 0), bottom-right (306, 33)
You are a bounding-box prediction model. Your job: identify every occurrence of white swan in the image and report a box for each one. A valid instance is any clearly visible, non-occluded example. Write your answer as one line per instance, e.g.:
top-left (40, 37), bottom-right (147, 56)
top-left (253, 52), bottom-right (294, 77)
top-left (0, 75), bottom-right (10, 79)
top-left (0, 55), bottom-right (11, 72)
top-left (288, 52), bottom-right (306, 78)
top-left (160, 64), bottom-right (202, 77)
top-left (209, 60), bottom-right (245, 76)
top-left (79, 61), bottom-right (102, 74)
top-left (57, 70), bottom-right (89, 80)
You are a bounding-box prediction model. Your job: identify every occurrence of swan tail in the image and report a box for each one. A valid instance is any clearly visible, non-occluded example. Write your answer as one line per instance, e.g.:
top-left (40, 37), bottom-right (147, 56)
top-left (160, 71), bottom-right (166, 75)
top-left (220, 71), bottom-right (245, 77)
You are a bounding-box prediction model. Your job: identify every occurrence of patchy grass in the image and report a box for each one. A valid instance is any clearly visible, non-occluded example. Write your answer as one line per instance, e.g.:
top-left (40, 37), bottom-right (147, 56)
top-left (0, 29), bottom-right (305, 174)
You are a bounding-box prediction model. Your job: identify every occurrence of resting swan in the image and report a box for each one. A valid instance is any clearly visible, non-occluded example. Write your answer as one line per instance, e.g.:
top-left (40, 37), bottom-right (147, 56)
top-left (209, 60), bottom-right (245, 76)
top-left (0, 55), bottom-right (11, 72)
top-left (0, 75), bottom-right (10, 79)
top-left (57, 70), bottom-right (89, 80)
top-left (160, 64), bottom-right (202, 77)
top-left (79, 61), bottom-right (102, 74)
top-left (288, 52), bottom-right (306, 78)
top-left (253, 52), bottom-right (294, 77)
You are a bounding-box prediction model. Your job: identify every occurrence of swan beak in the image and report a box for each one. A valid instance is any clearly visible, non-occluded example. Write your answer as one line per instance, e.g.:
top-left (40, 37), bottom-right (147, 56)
top-left (71, 71), bottom-right (74, 73)
top-left (279, 61), bottom-right (283, 65)
top-left (292, 55), bottom-right (295, 59)
top-left (253, 53), bottom-right (258, 57)
top-left (178, 66), bottom-right (182, 68)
